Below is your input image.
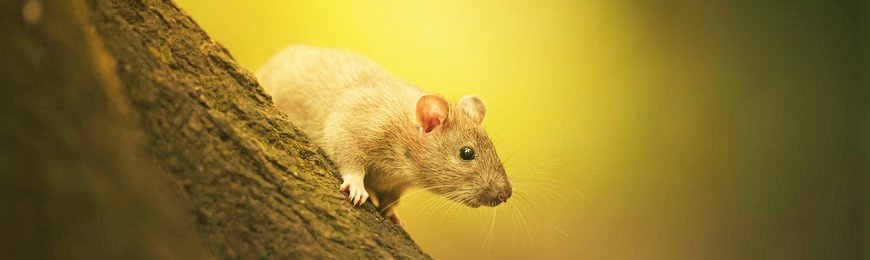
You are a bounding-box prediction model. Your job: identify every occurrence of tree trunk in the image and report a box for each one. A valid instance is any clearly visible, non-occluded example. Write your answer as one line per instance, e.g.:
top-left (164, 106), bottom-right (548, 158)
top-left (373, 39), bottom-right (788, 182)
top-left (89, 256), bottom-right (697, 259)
top-left (0, 0), bottom-right (431, 259)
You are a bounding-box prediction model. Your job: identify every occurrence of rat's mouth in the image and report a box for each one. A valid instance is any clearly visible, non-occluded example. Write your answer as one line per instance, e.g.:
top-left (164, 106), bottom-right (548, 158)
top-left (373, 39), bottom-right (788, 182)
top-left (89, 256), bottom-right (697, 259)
top-left (446, 195), bottom-right (481, 208)
top-left (463, 198), bottom-right (503, 208)
top-left (429, 186), bottom-right (482, 208)
top-left (429, 186), bottom-right (503, 208)
top-left (434, 190), bottom-right (505, 208)
top-left (481, 200), bottom-right (503, 207)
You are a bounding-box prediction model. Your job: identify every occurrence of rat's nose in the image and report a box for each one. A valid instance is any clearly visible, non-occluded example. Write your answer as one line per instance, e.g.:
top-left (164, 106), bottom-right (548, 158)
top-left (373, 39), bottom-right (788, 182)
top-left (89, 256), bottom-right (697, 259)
top-left (497, 189), bottom-right (512, 203)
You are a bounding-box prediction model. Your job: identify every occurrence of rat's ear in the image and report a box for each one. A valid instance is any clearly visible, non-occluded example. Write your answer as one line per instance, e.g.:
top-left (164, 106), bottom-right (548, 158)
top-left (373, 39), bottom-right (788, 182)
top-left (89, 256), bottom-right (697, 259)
top-left (459, 95), bottom-right (486, 125)
top-left (416, 94), bottom-right (449, 134)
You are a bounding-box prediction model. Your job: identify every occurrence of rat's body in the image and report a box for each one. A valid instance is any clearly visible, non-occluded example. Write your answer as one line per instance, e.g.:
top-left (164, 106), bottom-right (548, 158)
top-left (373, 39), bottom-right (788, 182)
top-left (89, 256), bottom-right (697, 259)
top-left (257, 45), bottom-right (511, 224)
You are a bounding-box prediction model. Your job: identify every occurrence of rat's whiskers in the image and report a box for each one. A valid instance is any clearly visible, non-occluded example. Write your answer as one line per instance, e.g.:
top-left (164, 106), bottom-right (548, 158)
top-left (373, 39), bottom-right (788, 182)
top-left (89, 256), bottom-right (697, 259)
top-left (379, 184), bottom-right (458, 213)
top-left (480, 207), bottom-right (498, 251)
top-left (507, 201), bottom-right (532, 249)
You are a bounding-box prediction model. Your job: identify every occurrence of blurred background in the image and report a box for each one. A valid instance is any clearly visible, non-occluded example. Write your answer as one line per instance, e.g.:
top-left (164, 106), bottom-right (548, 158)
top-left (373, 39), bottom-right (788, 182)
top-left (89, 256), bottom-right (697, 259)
top-left (173, 1), bottom-right (867, 259)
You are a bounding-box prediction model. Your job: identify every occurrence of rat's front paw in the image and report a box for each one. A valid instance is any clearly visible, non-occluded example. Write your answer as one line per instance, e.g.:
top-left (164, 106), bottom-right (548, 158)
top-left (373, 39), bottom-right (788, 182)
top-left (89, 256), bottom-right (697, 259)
top-left (339, 174), bottom-right (369, 206)
top-left (385, 212), bottom-right (403, 226)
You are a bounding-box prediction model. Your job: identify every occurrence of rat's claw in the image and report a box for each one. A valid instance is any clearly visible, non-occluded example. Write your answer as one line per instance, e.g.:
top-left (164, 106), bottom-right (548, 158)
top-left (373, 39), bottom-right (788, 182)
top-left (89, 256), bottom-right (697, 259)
top-left (357, 190), bottom-right (369, 206)
top-left (339, 181), bottom-right (350, 192)
top-left (350, 185), bottom-right (369, 206)
top-left (341, 174), bottom-right (368, 206)
top-left (351, 186), bottom-right (360, 204)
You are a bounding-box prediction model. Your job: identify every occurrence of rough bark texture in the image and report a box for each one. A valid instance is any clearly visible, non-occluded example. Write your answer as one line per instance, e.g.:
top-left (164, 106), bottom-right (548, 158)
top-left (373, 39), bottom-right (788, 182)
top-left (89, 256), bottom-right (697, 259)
top-left (0, 0), bottom-right (431, 259)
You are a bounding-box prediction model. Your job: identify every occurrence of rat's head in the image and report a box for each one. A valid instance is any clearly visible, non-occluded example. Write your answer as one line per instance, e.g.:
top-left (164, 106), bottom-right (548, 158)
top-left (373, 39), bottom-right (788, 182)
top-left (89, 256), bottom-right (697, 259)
top-left (411, 94), bottom-right (511, 208)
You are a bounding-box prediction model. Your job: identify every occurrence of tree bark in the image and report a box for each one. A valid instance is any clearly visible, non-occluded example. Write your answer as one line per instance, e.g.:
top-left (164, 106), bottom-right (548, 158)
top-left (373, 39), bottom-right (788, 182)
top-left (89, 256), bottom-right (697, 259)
top-left (0, 0), bottom-right (431, 259)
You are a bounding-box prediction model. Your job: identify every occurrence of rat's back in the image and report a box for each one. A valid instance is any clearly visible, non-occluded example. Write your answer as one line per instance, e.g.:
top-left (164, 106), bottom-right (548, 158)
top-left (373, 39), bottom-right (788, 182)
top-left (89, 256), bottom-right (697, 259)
top-left (256, 45), bottom-right (402, 139)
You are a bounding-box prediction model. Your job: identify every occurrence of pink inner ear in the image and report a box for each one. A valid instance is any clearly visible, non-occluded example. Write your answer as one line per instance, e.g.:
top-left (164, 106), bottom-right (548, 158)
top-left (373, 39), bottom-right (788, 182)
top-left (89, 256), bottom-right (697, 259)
top-left (416, 94), bottom-right (448, 134)
top-left (422, 115), bottom-right (441, 133)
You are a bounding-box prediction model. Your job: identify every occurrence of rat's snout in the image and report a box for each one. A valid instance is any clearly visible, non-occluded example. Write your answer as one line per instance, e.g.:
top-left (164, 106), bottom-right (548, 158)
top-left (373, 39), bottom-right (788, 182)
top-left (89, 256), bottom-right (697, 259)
top-left (497, 187), bottom-right (513, 203)
top-left (496, 191), bottom-right (508, 203)
top-left (482, 181), bottom-right (512, 206)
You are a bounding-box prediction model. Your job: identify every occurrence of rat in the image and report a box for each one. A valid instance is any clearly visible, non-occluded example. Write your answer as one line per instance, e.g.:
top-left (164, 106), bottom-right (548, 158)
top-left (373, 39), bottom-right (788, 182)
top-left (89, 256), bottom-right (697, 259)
top-left (257, 45), bottom-right (512, 225)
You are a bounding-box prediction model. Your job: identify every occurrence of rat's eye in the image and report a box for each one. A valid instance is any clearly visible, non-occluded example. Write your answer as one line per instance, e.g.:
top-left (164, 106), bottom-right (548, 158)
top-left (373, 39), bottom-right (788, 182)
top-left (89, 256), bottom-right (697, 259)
top-left (459, 147), bottom-right (475, 161)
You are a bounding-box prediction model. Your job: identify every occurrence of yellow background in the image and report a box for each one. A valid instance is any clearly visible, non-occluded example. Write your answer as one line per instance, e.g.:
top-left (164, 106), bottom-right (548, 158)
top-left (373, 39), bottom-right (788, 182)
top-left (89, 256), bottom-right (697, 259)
top-left (173, 1), bottom-right (865, 259)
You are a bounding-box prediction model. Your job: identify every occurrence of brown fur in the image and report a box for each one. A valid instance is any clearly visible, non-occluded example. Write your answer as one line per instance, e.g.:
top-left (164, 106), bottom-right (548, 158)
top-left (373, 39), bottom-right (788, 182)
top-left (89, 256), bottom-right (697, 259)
top-left (257, 45), bottom-right (511, 224)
